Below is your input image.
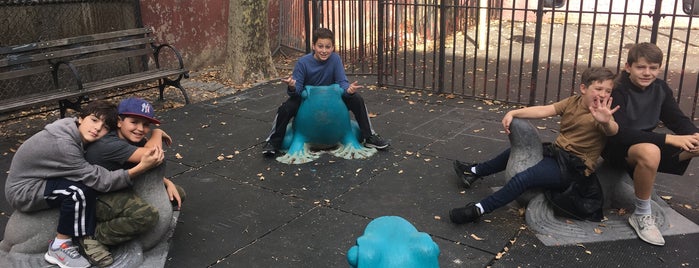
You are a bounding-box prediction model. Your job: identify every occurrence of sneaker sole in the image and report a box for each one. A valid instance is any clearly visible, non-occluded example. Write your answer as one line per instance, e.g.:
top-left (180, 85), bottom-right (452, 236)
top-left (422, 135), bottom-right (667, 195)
top-left (44, 252), bottom-right (90, 268)
top-left (365, 143), bottom-right (389, 149)
top-left (628, 217), bottom-right (665, 246)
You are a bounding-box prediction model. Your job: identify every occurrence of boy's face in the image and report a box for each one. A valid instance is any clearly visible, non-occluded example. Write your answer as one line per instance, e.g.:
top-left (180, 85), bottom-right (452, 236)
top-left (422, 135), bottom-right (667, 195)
top-left (78, 114), bottom-right (109, 144)
top-left (580, 79), bottom-right (614, 107)
top-left (117, 115), bottom-right (151, 143)
top-left (312, 38), bottom-right (334, 62)
top-left (625, 57), bottom-right (661, 90)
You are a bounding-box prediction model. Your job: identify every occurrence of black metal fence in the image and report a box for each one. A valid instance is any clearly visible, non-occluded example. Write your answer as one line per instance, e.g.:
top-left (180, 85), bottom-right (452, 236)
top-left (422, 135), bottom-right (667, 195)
top-left (288, 0), bottom-right (699, 117)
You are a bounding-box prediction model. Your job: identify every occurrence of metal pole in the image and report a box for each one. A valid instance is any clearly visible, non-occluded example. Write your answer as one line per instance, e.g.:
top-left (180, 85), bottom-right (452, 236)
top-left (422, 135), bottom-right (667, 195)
top-left (650, 0), bottom-right (663, 44)
top-left (437, 0), bottom-right (446, 93)
top-left (378, 0), bottom-right (385, 86)
top-left (304, 0), bottom-right (311, 53)
top-left (529, 0), bottom-right (544, 106)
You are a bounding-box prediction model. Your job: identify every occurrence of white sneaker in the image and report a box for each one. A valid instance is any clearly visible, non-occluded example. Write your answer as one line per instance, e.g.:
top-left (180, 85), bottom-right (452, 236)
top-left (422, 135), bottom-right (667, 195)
top-left (628, 214), bottom-right (665, 246)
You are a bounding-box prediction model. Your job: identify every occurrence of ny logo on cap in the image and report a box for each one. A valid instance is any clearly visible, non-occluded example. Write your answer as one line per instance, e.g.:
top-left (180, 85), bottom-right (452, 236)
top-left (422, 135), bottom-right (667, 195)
top-left (141, 102), bottom-right (151, 114)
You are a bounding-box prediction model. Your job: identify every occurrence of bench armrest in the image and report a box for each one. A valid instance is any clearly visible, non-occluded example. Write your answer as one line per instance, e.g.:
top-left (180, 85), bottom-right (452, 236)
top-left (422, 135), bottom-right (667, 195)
top-left (153, 44), bottom-right (188, 78)
top-left (52, 61), bottom-right (84, 91)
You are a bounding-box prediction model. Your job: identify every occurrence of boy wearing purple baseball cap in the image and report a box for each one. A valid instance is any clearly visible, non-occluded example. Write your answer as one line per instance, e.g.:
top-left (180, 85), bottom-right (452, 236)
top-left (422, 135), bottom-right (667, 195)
top-left (83, 97), bottom-right (184, 265)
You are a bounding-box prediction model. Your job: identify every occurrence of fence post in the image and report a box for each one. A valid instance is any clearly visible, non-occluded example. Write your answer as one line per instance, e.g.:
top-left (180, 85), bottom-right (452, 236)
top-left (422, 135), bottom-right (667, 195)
top-left (378, 0), bottom-right (385, 87)
top-left (304, 0), bottom-right (311, 53)
top-left (437, 0), bottom-right (446, 93)
top-left (529, 0), bottom-right (545, 106)
top-left (650, 0), bottom-right (663, 44)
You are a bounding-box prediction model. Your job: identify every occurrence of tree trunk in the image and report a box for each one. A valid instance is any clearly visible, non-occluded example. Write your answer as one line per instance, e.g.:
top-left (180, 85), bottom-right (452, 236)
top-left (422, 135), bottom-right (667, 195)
top-left (224, 0), bottom-right (278, 84)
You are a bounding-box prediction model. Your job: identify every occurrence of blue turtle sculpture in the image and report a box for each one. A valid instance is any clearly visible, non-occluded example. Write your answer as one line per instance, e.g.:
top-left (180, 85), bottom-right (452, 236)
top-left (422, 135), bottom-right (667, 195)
top-left (276, 84), bottom-right (377, 164)
top-left (347, 216), bottom-right (440, 268)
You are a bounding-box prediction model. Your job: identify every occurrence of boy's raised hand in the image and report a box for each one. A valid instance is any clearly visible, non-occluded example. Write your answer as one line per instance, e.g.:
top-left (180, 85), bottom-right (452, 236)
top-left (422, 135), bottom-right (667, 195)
top-left (346, 81), bottom-right (363, 95)
top-left (589, 96), bottom-right (619, 124)
top-left (281, 76), bottom-right (296, 88)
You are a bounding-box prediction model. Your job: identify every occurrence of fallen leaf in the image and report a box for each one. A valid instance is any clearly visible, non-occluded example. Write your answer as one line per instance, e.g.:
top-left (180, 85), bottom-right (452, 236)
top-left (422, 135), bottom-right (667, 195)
top-left (660, 195), bottom-right (672, 200)
top-left (536, 126), bottom-right (547, 130)
top-left (618, 208), bottom-right (627, 215)
top-left (398, 170), bottom-right (404, 174)
top-left (434, 215), bottom-right (441, 220)
top-left (368, 112), bottom-right (378, 118)
top-left (593, 228), bottom-right (603, 234)
top-left (495, 252), bottom-right (504, 260)
top-left (585, 250), bottom-right (592, 255)
top-left (175, 153), bottom-right (183, 159)
top-left (470, 234), bottom-right (484, 241)
top-left (684, 204), bottom-right (693, 209)
top-left (565, 219), bottom-right (574, 224)
top-left (356, 168), bottom-right (362, 173)
top-left (216, 155), bottom-right (224, 161)
top-left (225, 155), bottom-right (234, 159)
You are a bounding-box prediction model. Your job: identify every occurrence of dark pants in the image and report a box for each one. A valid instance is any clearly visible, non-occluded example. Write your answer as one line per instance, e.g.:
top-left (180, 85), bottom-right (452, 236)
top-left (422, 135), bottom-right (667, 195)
top-left (266, 93), bottom-right (374, 146)
top-left (475, 148), bottom-right (568, 213)
top-left (44, 178), bottom-right (97, 237)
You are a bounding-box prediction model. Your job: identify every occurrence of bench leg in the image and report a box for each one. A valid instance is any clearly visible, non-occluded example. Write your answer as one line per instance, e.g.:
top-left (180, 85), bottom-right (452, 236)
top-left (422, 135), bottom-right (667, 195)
top-left (58, 96), bottom-right (88, 118)
top-left (159, 77), bottom-right (190, 104)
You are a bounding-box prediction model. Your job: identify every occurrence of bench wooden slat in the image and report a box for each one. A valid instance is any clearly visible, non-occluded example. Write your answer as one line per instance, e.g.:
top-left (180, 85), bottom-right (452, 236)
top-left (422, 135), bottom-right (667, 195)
top-left (0, 64), bottom-right (53, 80)
top-left (0, 37), bottom-right (154, 67)
top-left (0, 28), bottom-right (152, 55)
top-left (68, 47), bottom-right (153, 69)
top-left (0, 68), bottom-right (187, 112)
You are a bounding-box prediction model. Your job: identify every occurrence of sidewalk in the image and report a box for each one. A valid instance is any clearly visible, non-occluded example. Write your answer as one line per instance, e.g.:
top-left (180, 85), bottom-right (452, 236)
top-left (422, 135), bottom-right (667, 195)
top-left (1, 76), bottom-right (698, 267)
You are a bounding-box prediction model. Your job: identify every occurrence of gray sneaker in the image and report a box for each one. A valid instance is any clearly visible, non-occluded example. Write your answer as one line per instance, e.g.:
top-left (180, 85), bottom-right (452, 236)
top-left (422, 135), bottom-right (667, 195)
top-left (628, 214), bottom-right (665, 246)
top-left (44, 240), bottom-right (91, 268)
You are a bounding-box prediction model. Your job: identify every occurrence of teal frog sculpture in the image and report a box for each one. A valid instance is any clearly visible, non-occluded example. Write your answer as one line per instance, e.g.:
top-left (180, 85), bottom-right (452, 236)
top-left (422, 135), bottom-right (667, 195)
top-left (276, 84), bottom-right (377, 164)
top-left (347, 216), bottom-right (440, 268)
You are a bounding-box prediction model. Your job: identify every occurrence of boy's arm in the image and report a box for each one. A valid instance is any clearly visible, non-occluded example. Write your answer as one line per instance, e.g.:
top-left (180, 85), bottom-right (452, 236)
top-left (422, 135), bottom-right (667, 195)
top-left (502, 105), bottom-right (556, 134)
top-left (331, 53), bottom-right (351, 94)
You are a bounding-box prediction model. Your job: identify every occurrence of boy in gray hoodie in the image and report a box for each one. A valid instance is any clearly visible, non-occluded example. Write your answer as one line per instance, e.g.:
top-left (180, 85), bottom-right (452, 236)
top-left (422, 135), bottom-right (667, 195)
top-left (5, 100), bottom-right (163, 268)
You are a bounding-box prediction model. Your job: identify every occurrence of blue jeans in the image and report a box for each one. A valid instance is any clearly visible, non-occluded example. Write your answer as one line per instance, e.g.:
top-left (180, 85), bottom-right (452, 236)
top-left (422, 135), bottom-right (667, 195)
top-left (474, 148), bottom-right (568, 213)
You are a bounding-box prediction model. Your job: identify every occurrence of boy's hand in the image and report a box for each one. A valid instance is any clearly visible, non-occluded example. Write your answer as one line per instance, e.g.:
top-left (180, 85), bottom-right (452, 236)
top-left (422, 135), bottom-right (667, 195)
top-left (281, 76), bottom-right (295, 88)
top-left (667, 134), bottom-right (699, 152)
top-left (163, 178), bottom-right (182, 209)
top-left (141, 146), bottom-right (164, 168)
top-left (346, 81), bottom-right (363, 94)
top-left (501, 112), bottom-right (514, 134)
top-left (160, 131), bottom-right (172, 146)
top-left (589, 96), bottom-right (619, 124)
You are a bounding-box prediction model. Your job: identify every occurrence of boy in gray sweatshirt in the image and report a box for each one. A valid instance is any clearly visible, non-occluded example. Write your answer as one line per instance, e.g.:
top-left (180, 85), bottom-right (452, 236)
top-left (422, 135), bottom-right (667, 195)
top-left (5, 100), bottom-right (163, 268)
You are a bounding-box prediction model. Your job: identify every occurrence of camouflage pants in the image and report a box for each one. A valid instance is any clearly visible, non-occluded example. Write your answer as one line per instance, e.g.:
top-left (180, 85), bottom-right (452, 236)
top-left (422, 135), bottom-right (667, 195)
top-left (95, 188), bottom-right (158, 246)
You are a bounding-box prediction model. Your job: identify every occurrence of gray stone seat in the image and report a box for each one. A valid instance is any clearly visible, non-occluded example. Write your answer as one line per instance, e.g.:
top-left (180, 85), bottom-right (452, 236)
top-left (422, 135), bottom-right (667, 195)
top-left (0, 164), bottom-right (178, 267)
top-left (505, 118), bottom-right (699, 246)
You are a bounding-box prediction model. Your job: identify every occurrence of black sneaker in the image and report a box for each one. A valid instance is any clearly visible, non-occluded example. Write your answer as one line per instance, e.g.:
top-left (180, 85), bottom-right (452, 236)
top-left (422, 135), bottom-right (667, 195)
top-left (365, 134), bottom-right (389, 149)
top-left (262, 142), bottom-right (278, 157)
top-left (453, 160), bottom-right (481, 188)
top-left (449, 202), bottom-right (482, 224)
